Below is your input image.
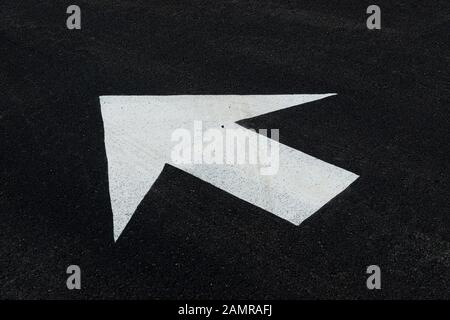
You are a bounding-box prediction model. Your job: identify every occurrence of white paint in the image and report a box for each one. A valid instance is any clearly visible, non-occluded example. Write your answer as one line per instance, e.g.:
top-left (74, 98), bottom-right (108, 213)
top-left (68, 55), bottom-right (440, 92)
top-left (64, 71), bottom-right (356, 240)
top-left (170, 121), bottom-right (280, 174)
top-left (100, 95), bottom-right (359, 241)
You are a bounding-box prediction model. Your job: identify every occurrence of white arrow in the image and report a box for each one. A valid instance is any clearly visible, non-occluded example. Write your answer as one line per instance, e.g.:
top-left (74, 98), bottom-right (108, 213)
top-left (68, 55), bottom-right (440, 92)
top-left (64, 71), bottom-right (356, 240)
top-left (100, 94), bottom-right (359, 241)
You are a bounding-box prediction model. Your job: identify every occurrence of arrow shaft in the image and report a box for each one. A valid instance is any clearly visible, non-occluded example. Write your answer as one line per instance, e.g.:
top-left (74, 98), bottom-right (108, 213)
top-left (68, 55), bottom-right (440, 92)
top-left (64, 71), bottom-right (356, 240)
top-left (174, 123), bottom-right (358, 225)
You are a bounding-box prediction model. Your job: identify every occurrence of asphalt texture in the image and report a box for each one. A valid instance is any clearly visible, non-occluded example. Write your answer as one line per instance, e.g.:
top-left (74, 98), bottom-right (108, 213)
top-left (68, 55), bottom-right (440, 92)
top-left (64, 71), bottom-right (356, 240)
top-left (0, 0), bottom-right (449, 299)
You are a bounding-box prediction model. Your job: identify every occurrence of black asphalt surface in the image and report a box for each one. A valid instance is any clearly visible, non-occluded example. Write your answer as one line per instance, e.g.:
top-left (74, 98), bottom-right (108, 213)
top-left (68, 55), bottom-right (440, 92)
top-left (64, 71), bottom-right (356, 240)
top-left (1, 0), bottom-right (449, 299)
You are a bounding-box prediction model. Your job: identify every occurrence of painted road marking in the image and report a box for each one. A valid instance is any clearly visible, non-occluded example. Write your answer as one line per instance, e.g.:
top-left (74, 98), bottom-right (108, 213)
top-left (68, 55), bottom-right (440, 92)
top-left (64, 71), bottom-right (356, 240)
top-left (100, 95), bottom-right (359, 241)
